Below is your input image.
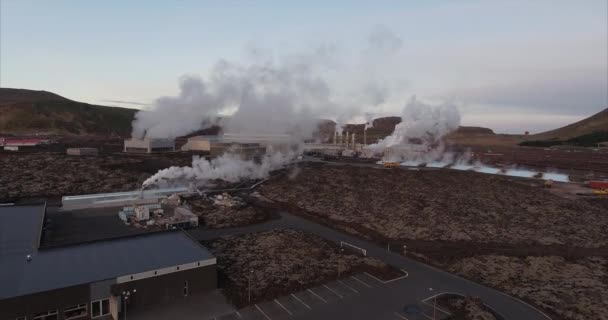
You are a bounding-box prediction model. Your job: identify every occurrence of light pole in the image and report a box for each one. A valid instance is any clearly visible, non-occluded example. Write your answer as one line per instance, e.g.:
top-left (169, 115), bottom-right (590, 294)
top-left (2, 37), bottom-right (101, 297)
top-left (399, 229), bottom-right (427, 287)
top-left (122, 289), bottom-right (136, 320)
top-left (338, 248), bottom-right (344, 278)
top-left (247, 269), bottom-right (254, 304)
top-left (428, 287), bottom-right (436, 320)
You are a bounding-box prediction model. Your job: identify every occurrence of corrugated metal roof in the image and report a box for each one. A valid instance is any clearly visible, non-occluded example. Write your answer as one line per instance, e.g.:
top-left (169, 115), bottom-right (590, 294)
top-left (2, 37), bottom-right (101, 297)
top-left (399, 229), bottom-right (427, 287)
top-left (0, 204), bottom-right (214, 300)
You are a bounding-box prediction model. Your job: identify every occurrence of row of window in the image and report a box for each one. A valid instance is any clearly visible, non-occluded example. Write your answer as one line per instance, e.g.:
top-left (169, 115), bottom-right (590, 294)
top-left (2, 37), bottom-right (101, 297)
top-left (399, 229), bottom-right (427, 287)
top-left (16, 298), bottom-right (110, 320)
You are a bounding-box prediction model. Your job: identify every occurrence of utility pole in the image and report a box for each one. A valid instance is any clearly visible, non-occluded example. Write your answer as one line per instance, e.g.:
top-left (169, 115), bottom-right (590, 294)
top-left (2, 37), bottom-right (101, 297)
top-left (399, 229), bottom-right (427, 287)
top-left (338, 248), bottom-right (344, 278)
top-left (122, 289), bottom-right (136, 320)
top-left (428, 287), bottom-right (436, 320)
top-left (248, 269), bottom-right (254, 304)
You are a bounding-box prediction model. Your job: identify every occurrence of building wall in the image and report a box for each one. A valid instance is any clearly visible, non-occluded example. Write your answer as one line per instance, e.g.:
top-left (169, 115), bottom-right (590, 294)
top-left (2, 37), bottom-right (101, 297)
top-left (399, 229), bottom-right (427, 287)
top-left (111, 265), bottom-right (216, 309)
top-left (0, 283), bottom-right (90, 320)
top-left (0, 266), bottom-right (216, 320)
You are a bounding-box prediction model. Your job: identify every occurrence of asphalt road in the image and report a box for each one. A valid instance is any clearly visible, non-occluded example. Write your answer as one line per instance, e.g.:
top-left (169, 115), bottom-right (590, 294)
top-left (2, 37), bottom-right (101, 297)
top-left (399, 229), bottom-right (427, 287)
top-left (188, 212), bottom-right (552, 320)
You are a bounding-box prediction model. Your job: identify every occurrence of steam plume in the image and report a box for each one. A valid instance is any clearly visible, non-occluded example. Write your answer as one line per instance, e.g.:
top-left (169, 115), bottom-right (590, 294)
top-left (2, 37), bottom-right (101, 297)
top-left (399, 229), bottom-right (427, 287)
top-left (366, 96), bottom-right (460, 161)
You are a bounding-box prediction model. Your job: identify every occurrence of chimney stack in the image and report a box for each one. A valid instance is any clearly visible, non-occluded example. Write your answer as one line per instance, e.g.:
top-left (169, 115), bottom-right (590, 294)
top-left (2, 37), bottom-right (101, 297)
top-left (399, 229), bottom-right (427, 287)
top-left (352, 133), bottom-right (355, 149)
top-left (364, 129), bottom-right (367, 146)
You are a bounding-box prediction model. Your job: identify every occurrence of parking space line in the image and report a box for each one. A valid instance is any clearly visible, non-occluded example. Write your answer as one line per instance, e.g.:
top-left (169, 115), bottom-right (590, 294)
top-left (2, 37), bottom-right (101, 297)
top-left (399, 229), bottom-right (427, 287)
top-left (236, 311), bottom-right (243, 319)
top-left (323, 284), bottom-right (343, 298)
top-left (338, 280), bottom-right (359, 293)
top-left (363, 269), bottom-right (409, 284)
top-left (255, 304), bottom-right (272, 320)
top-left (351, 275), bottom-right (373, 288)
top-left (274, 299), bottom-right (293, 316)
top-left (421, 300), bottom-right (451, 316)
top-left (421, 313), bottom-right (434, 320)
top-left (308, 288), bottom-right (328, 303)
top-left (393, 312), bottom-right (409, 320)
top-left (291, 293), bottom-right (311, 310)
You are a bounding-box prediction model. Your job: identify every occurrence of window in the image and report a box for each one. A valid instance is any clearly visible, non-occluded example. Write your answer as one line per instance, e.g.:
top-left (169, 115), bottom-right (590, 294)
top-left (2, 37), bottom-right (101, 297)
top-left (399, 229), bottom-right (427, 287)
top-left (32, 310), bottom-right (57, 320)
top-left (64, 304), bottom-right (87, 319)
top-left (183, 281), bottom-right (189, 297)
top-left (91, 299), bottom-right (110, 318)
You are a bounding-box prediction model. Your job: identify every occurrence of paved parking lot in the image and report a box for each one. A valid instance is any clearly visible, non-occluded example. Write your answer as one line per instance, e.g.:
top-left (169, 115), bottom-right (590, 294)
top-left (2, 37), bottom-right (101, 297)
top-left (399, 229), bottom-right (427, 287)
top-left (210, 273), bottom-right (387, 320)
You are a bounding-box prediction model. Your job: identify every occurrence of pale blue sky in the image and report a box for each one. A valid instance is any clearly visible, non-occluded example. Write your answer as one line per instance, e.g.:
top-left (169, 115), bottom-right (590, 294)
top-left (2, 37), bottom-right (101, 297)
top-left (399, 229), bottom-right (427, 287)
top-left (1, 0), bottom-right (606, 133)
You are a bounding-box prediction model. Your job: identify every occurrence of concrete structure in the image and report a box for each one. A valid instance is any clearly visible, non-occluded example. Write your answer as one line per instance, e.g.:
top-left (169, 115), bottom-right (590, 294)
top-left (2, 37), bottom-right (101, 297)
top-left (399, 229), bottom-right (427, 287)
top-left (124, 138), bottom-right (175, 154)
top-left (210, 142), bottom-right (266, 159)
top-left (0, 138), bottom-right (50, 147)
top-left (61, 187), bottom-right (191, 210)
top-left (180, 135), bottom-right (221, 152)
top-left (67, 148), bottom-right (99, 156)
top-left (0, 203), bottom-right (217, 320)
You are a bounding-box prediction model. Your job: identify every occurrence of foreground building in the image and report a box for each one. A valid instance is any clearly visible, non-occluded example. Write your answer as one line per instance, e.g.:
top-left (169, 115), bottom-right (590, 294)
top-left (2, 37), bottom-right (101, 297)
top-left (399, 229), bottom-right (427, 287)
top-left (0, 203), bottom-right (217, 320)
top-left (123, 138), bottom-right (175, 153)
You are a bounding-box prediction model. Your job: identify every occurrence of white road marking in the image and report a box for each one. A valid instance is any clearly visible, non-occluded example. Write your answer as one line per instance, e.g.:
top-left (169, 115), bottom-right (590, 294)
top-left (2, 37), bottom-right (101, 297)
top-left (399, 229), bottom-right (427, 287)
top-left (323, 284), bottom-right (343, 298)
top-left (274, 299), bottom-right (293, 316)
top-left (338, 280), bottom-right (359, 293)
top-left (421, 299), bottom-right (452, 316)
top-left (363, 269), bottom-right (409, 284)
top-left (393, 312), bottom-right (409, 320)
top-left (291, 293), bottom-right (311, 310)
top-left (255, 304), bottom-right (272, 320)
top-left (308, 288), bottom-right (328, 303)
top-left (421, 313), bottom-right (434, 320)
top-left (351, 275), bottom-right (373, 288)
top-left (236, 311), bottom-right (243, 319)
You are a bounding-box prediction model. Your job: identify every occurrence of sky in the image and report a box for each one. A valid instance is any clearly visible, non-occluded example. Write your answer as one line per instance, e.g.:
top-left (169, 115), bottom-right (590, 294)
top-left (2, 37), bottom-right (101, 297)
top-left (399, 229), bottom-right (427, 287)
top-left (1, 0), bottom-right (606, 134)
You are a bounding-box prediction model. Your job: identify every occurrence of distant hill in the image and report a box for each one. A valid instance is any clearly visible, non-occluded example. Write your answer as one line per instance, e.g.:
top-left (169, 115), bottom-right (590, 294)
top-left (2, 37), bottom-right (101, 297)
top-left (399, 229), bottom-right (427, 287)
top-left (0, 88), bottom-right (137, 136)
top-left (528, 108), bottom-right (608, 140)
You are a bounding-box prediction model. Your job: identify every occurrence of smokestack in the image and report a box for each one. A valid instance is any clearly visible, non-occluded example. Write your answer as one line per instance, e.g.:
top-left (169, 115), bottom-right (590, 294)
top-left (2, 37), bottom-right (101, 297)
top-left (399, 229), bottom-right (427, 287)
top-left (333, 131), bottom-right (337, 145)
top-left (352, 133), bottom-right (355, 149)
top-left (345, 132), bottom-right (349, 148)
top-left (364, 129), bottom-right (367, 146)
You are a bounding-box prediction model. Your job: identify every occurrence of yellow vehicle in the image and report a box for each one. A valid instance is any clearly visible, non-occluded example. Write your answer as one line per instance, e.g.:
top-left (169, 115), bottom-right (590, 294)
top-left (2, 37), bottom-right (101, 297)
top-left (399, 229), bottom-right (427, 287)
top-left (593, 188), bottom-right (608, 196)
top-left (383, 162), bottom-right (400, 168)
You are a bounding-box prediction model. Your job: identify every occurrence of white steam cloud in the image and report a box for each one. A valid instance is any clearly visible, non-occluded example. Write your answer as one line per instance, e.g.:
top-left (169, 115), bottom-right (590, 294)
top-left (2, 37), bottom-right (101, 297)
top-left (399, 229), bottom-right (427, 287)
top-left (134, 27), bottom-right (465, 188)
top-left (143, 150), bottom-right (298, 188)
top-left (365, 96), bottom-right (460, 161)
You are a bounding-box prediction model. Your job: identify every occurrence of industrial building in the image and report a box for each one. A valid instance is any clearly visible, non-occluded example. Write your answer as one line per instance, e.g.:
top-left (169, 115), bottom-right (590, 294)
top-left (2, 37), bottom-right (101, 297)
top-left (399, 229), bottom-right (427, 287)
top-left (210, 142), bottom-right (267, 159)
top-left (123, 138), bottom-right (175, 153)
top-left (0, 203), bottom-right (217, 320)
top-left (61, 187), bottom-right (191, 210)
top-left (180, 135), bottom-right (222, 152)
top-left (66, 148), bottom-right (99, 156)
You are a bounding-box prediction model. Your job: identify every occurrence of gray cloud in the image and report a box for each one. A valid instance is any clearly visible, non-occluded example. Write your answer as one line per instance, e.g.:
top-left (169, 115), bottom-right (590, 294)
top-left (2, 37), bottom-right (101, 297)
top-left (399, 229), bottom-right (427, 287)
top-left (448, 69), bottom-right (607, 116)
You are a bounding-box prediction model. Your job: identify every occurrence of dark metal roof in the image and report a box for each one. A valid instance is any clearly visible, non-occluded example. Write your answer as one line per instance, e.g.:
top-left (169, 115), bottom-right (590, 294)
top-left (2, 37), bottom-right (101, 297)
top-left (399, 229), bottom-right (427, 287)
top-left (0, 204), bottom-right (45, 257)
top-left (0, 204), bottom-right (214, 300)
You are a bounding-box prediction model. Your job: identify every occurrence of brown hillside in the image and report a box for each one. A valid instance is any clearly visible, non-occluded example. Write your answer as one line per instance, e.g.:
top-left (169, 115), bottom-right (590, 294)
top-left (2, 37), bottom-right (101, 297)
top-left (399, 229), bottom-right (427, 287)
top-left (0, 88), bottom-right (137, 136)
top-left (529, 108), bottom-right (608, 140)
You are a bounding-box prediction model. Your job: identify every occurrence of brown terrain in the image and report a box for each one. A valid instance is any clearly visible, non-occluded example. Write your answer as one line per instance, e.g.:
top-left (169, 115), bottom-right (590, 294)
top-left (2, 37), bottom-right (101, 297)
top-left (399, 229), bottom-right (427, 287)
top-left (259, 163), bottom-right (608, 320)
top-left (188, 193), bottom-right (275, 228)
top-left (204, 229), bottom-right (401, 307)
top-left (0, 152), bottom-right (192, 203)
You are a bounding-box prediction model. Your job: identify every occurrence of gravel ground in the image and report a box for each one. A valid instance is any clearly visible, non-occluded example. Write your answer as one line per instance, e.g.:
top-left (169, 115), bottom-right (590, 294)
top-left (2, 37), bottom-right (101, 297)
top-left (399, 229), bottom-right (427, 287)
top-left (259, 163), bottom-right (608, 320)
top-left (437, 296), bottom-right (498, 320)
top-left (205, 229), bottom-right (400, 307)
top-left (446, 255), bottom-right (608, 320)
top-left (188, 196), bottom-right (273, 228)
top-left (260, 164), bottom-right (608, 248)
top-left (0, 152), bottom-right (191, 202)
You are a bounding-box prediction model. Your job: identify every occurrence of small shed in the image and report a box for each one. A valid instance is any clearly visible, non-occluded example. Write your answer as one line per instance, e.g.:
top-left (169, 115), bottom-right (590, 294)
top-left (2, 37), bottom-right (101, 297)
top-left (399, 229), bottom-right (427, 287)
top-left (66, 148), bottom-right (99, 156)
